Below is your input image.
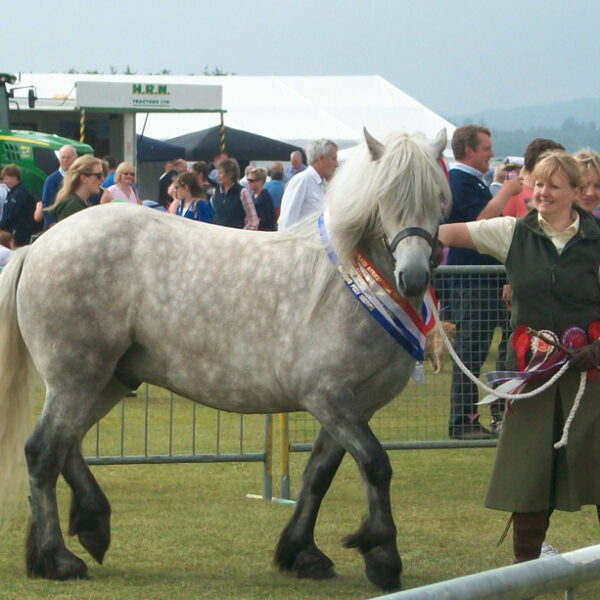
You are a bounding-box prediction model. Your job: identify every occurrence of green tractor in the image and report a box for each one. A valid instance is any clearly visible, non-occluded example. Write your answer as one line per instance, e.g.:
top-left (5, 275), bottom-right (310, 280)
top-left (0, 72), bottom-right (93, 198)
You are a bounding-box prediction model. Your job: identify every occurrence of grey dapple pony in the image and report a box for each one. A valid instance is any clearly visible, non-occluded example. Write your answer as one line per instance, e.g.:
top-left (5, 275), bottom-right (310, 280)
top-left (0, 129), bottom-right (450, 591)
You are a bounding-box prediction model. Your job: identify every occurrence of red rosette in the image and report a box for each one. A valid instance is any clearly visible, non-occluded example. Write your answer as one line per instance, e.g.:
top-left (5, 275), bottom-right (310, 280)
top-left (512, 325), bottom-right (532, 372)
top-left (587, 322), bottom-right (600, 381)
top-left (588, 321), bottom-right (600, 342)
top-left (561, 326), bottom-right (588, 351)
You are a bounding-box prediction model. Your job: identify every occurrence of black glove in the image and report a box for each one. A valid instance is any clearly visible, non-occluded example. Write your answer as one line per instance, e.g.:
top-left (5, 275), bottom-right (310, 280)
top-left (430, 238), bottom-right (444, 269)
top-left (569, 341), bottom-right (600, 371)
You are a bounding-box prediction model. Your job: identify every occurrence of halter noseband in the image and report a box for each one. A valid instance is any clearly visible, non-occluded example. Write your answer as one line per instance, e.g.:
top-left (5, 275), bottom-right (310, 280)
top-left (388, 227), bottom-right (435, 254)
top-left (387, 226), bottom-right (443, 270)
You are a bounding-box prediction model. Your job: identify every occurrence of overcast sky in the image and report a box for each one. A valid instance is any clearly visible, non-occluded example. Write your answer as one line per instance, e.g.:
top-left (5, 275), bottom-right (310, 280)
top-left (5, 0), bottom-right (599, 117)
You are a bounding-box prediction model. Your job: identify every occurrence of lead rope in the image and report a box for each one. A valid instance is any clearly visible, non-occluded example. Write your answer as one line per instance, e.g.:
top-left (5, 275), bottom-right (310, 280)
top-left (424, 293), bottom-right (586, 448)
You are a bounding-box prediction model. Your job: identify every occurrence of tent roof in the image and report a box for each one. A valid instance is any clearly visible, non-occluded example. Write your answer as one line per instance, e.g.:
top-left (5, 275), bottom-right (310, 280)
top-left (167, 125), bottom-right (304, 162)
top-left (10, 73), bottom-right (455, 150)
top-left (136, 134), bottom-right (185, 161)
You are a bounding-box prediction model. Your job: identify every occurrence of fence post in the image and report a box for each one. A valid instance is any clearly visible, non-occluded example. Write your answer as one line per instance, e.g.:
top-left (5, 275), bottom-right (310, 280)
top-left (280, 414), bottom-right (291, 500)
top-left (262, 414), bottom-right (273, 500)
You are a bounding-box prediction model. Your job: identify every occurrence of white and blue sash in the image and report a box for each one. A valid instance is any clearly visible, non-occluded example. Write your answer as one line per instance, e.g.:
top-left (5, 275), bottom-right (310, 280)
top-left (318, 212), bottom-right (434, 361)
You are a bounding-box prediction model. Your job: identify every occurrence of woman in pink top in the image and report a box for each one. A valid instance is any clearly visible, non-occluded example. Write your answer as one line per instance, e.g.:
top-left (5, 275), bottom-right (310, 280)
top-left (100, 162), bottom-right (140, 205)
top-left (502, 139), bottom-right (565, 217)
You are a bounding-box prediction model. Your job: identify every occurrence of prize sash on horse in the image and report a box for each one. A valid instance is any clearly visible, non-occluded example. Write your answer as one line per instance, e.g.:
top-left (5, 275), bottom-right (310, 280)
top-left (318, 211), bottom-right (435, 361)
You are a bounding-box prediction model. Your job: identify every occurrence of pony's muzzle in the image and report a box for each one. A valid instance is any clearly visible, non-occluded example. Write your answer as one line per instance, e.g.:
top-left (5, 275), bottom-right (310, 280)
top-left (397, 267), bottom-right (430, 298)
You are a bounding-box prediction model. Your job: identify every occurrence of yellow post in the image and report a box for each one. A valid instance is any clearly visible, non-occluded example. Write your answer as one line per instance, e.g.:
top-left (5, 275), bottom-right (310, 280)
top-left (262, 414), bottom-right (273, 500)
top-left (219, 112), bottom-right (225, 153)
top-left (280, 414), bottom-right (290, 500)
top-left (79, 109), bottom-right (85, 143)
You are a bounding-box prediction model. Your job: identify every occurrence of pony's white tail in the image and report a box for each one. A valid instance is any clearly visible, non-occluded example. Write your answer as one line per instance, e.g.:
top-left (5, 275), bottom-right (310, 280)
top-left (0, 247), bottom-right (33, 523)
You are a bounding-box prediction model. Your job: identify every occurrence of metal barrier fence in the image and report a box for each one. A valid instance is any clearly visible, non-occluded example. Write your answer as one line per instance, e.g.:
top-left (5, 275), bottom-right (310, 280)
top-left (287, 265), bottom-right (509, 457)
top-left (82, 385), bottom-right (274, 499)
top-left (368, 544), bottom-right (600, 600)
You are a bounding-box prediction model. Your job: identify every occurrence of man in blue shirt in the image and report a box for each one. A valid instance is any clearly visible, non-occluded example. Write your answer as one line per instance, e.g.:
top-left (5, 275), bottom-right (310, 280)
top-left (41, 144), bottom-right (77, 230)
top-left (264, 162), bottom-right (285, 218)
top-left (446, 125), bottom-right (522, 440)
top-left (102, 155), bottom-right (117, 188)
top-left (283, 150), bottom-right (307, 183)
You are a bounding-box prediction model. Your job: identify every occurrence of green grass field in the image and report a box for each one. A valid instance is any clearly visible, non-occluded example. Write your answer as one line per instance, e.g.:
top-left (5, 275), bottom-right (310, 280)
top-left (2, 359), bottom-right (600, 599)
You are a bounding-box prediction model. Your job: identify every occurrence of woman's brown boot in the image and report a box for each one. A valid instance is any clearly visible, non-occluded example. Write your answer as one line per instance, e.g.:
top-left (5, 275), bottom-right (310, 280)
top-left (512, 510), bottom-right (550, 563)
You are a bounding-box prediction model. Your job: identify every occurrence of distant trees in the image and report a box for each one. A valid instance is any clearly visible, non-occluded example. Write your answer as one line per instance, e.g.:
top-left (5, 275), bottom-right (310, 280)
top-left (490, 119), bottom-right (600, 156)
top-left (65, 66), bottom-right (234, 77)
top-left (203, 65), bottom-right (234, 76)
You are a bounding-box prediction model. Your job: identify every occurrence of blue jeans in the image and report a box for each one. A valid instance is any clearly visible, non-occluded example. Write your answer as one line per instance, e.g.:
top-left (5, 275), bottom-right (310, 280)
top-left (448, 275), bottom-right (510, 433)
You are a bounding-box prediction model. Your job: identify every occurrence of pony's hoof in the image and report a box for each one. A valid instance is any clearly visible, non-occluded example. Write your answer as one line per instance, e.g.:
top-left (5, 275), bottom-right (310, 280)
top-left (55, 553), bottom-right (90, 581)
top-left (78, 528), bottom-right (110, 564)
top-left (27, 547), bottom-right (89, 581)
top-left (275, 541), bottom-right (336, 580)
top-left (294, 546), bottom-right (337, 580)
top-left (72, 512), bottom-right (111, 564)
top-left (69, 497), bottom-right (111, 564)
top-left (363, 544), bottom-right (402, 592)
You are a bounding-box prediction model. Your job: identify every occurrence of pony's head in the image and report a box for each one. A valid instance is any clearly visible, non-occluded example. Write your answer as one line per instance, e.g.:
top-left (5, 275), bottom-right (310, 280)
top-left (325, 128), bottom-right (451, 299)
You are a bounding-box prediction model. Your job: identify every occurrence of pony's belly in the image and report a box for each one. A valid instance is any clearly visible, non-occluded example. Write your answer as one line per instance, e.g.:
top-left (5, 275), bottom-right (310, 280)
top-left (149, 374), bottom-right (301, 415)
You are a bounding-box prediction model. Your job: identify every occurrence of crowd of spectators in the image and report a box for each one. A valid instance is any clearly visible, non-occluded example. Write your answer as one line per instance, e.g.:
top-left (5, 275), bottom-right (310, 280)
top-left (0, 142), bottom-right (321, 251)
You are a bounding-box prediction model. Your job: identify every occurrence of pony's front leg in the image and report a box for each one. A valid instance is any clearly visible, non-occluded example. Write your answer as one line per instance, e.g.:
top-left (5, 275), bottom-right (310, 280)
top-left (275, 426), bottom-right (345, 579)
top-left (24, 419), bottom-right (89, 580)
top-left (315, 402), bottom-right (402, 592)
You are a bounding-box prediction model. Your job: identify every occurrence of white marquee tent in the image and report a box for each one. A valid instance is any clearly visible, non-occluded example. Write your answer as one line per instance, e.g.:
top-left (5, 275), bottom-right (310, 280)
top-left (10, 73), bottom-right (455, 151)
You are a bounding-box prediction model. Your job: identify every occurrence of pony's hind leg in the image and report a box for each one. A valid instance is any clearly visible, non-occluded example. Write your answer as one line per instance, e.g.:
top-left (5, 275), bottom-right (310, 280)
top-left (275, 427), bottom-right (345, 580)
top-left (25, 417), bottom-right (89, 580)
top-left (62, 376), bottom-right (134, 565)
top-left (24, 380), bottom-right (124, 580)
top-left (63, 445), bottom-right (111, 564)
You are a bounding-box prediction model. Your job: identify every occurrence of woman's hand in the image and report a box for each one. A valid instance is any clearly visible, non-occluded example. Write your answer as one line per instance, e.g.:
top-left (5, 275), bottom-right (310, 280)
top-left (569, 341), bottom-right (600, 371)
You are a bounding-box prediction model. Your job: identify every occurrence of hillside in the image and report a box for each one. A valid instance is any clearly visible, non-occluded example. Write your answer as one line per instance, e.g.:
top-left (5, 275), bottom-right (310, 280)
top-left (446, 97), bottom-right (600, 156)
top-left (448, 97), bottom-right (600, 130)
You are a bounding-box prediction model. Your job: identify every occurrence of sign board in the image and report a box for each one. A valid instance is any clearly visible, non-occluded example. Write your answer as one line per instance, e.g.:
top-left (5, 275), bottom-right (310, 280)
top-left (75, 81), bottom-right (223, 113)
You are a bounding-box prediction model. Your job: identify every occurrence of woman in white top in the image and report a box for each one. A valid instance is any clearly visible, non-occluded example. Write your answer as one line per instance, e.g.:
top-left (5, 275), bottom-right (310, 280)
top-left (439, 151), bottom-right (600, 565)
top-left (100, 162), bottom-right (140, 205)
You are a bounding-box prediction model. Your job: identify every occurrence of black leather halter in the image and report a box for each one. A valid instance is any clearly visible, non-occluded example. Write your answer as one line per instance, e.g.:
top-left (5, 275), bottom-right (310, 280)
top-left (387, 226), bottom-right (442, 270)
top-left (388, 226), bottom-right (435, 254)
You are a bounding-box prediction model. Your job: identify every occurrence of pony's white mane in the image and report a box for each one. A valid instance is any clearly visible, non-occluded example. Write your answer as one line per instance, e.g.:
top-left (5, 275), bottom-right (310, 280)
top-left (275, 130), bottom-right (452, 321)
top-left (325, 131), bottom-right (450, 265)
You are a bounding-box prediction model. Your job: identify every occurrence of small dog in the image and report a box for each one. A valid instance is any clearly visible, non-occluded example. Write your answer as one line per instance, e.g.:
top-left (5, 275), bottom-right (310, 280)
top-left (425, 321), bottom-right (457, 374)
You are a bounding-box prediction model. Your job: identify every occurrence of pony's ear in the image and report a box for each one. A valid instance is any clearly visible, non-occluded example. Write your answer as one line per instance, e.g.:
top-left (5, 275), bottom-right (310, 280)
top-left (363, 127), bottom-right (384, 161)
top-left (430, 129), bottom-right (447, 160)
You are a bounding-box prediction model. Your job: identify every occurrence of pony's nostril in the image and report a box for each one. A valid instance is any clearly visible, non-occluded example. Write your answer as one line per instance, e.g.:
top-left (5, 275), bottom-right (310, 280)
top-left (397, 272), bottom-right (405, 291)
top-left (398, 270), bottom-right (429, 298)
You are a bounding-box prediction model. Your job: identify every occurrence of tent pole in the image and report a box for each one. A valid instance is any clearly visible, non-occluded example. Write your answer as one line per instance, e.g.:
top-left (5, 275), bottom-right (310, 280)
top-left (79, 108), bottom-right (85, 143)
top-left (220, 112), bottom-right (226, 153)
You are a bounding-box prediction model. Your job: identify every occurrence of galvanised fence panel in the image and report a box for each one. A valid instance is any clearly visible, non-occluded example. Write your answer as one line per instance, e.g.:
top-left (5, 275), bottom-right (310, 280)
top-left (288, 265), bottom-right (508, 451)
top-left (82, 385), bottom-right (274, 498)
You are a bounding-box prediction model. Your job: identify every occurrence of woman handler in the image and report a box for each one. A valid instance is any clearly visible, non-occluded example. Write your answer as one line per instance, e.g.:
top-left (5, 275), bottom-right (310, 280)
top-left (439, 151), bottom-right (600, 563)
